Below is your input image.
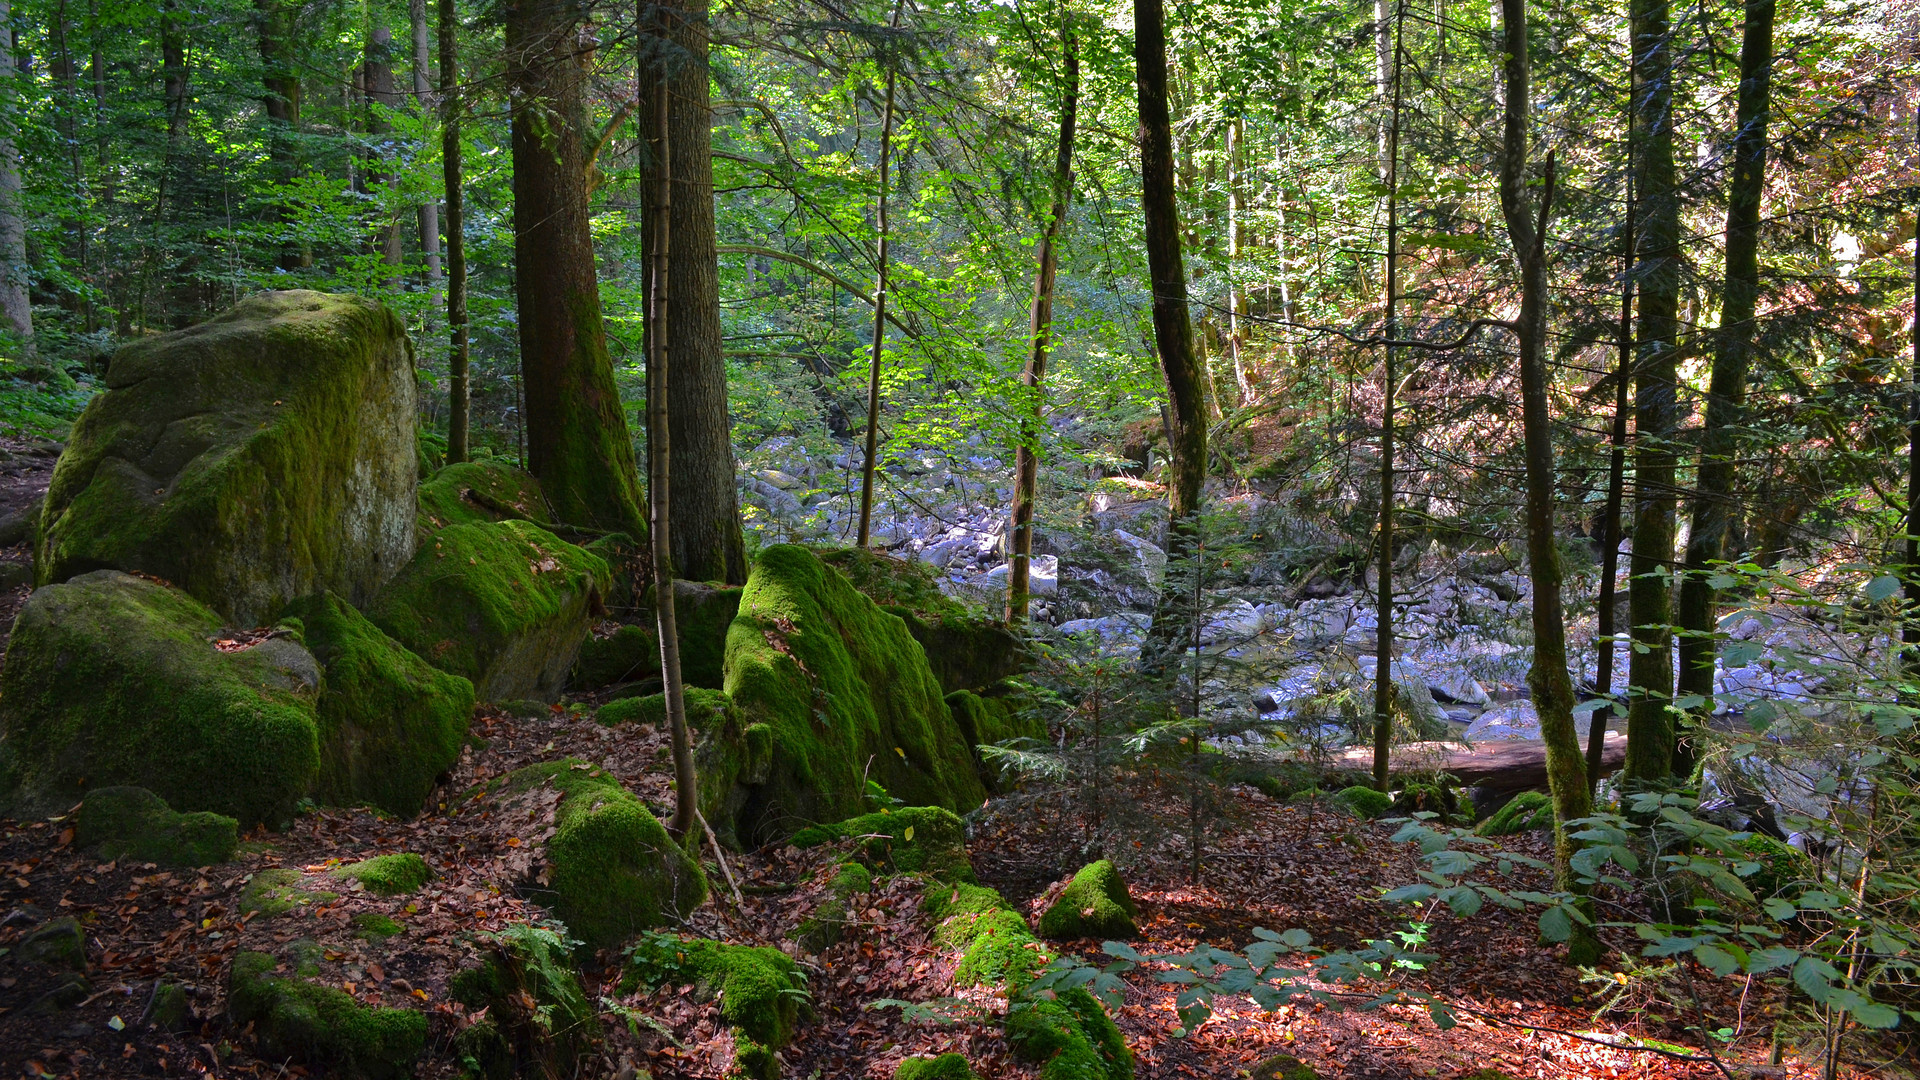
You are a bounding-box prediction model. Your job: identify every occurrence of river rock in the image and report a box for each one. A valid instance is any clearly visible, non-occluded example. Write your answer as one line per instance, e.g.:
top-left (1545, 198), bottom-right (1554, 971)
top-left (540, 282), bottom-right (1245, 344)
top-left (37, 291), bottom-right (417, 626)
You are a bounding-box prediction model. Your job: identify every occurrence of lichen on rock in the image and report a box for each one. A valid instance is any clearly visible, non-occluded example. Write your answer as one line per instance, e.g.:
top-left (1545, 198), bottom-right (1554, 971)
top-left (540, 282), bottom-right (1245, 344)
top-left (37, 290), bottom-right (418, 626)
top-left (74, 786), bottom-right (237, 867)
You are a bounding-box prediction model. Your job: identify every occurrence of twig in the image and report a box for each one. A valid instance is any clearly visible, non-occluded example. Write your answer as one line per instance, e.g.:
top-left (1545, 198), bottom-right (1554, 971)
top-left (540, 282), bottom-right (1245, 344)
top-left (696, 810), bottom-right (744, 908)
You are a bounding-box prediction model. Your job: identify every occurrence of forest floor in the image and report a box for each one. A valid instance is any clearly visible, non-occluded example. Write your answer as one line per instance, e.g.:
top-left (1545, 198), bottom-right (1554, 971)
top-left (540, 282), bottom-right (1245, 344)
top-left (0, 700), bottom-right (1851, 1080)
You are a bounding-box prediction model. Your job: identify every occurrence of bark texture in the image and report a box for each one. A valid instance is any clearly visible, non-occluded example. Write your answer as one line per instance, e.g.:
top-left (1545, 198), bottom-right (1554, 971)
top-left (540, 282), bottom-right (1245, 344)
top-left (0, 0), bottom-right (33, 346)
top-left (409, 0), bottom-right (442, 285)
top-left (439, 0), bottom-right (469, 463)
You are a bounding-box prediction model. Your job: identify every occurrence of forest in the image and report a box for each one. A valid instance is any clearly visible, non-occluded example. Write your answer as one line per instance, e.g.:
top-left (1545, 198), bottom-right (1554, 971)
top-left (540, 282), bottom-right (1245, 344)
top-left (0, 0), bottom-right (1913, 1074)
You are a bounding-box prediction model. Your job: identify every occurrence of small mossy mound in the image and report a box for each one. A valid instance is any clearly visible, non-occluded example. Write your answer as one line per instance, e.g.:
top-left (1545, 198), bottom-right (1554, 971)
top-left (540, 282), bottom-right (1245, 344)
top-left (334, 853), bottom-right (432, 896)
top-left (794, 860), bottom-right (874, 954)
top-left (1392, 781), bottom-right (1456, 824)
top-left (1333, 785), bottom-right (1393, 819)
top-left (921, 879), bottom-right (1053, 991)
top-left (37, 291), bottom-right (418, 626)
top-left (448, 923), bottom-right (599, 1080)
top-left (280, 591), bottom-right (473, 817)
top-left (493, 760), bottom-right (705, 947)
top-left (723, 545), bottom-right (986, 842)
top-left (241, 868), bottom-right (340, 917)
top-left (1739, 832), bottom-right (1811, 899)
top-left (145, 981), bottom-right (191, 1031)
top-left (0, 570), bottom-right (322, 825)
top-left (895, 1053), bottom-right (979, 1080)
top-left (1036, 860), bottom-right (1138, 941)
top-left (75, 786), bottom-right (237, 867)
top-left (17, 917), bottom-right (86, 970)
top-left (790, 806), bottom-right (974, 882)
top-left (1251, 1053), bottom-right (1320, 1080)
top-left (416, 459), bottom-right (550, 535)
top-left (623, 933), bottom-right (809, 1080)
top-left (367, 518), bottom-right (610, 703)
top-left (228, 950), bottom-right (427, 1080)
top-left (1475, 790), bottom-right (1553, 836)
top-left (352, 912), bottom-right (404, 942)
top-left (1006, 985), bottom-right (1133, 1080)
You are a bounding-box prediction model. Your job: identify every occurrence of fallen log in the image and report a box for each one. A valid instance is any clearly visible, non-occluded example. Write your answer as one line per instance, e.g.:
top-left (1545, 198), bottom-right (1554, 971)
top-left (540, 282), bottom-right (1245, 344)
top-left (1323, 732), bottom-right (1627, 796)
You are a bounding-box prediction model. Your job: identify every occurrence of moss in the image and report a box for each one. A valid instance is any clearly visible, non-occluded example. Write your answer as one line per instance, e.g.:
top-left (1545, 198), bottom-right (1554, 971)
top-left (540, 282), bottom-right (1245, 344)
top-left (952, 907), bottom-right (1052, 989)
top-left (1392, 782), bottom-right (1457, 824)
top-left (589, 690), bottom-right (767, 846)
top-left (892, 608), bottom-right (1027, 696)
top-left (817, 547), bottom-right (966, 618)
top-left (38, 291), bottom-right (418, 627)
top-left (923, 880), bottom-right (1013, 926)
top-left (17, 917), bottom-right (86, 970)
top-left (1036, 860), bottom-right (1138, 941)
top-left (723, 545), bottom-right (987, 843)
top-left (228, 950), bottom-right (427, 1080)
top-left (946, 684), bottom-right (1046, 790)
top-left (789, 806), bottom-right (975, 883)
top-left (146, 981), bottom-right (192, 1032)
top-left (74, 786), bottom-right (237, 867)
top-left (453, 1020), bottom-right (513, 1080)
top-left (334, 853), bottom-right (431, 897)
top-left (1475, 790), bottom-right (1553, 836)
top-left (623, 933), bottom-right (808, 1057)
top-left (449, 923), bottom-right (599, 1077)
top-left (895, 1053), bottom-right (979, 1080)
top-left (573, 623), bottom-right (658, 690)
top-left (1739, 833), bottom-right (1810, 899)
top-left (664, 580), bottom-right (743, 690)
top-left (280, 591), bottom-right (473, 817)
top-left (793, 859), bottom-right (875, 954)
top-left (241, 868), bottom-right (340, 917)
top-left (1251, 1054), bottom-right (1320, 1080)
top-left (1333, 785), bottom-right (1392, 819)
top-left (495, 760), bottom-right (705, 946)
top-left (352, 912), bottom-right (404, 942)
top-left (1461, 1072), bottom-right (1523, 1080)
top-left (1005, 986), bottom-right (1132, 1080)
top-left (367, 519), bottom-right (611, 703)
top-left (416, 459), bottom-right (550, 535)
top-left (0, 571), bottom-right (322, 826)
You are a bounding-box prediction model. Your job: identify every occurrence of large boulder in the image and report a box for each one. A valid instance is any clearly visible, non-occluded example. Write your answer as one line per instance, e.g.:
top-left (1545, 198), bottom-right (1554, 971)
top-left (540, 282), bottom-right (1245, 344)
top-left (571, 580), bottom-right (742, 692)
top-left (416, 458), bottom-right (551, 536)
top-left (37, 291), bottom-right (417, 626)
top-left (279, 591), bottom-right (473, 817)
top-left (0, 571), bottom-right (323, 825)
top-left (817, 548), bottom-right (1024, 693)
top-left (723, 545), bottom-right (986, 842)
top-left (366, 519), bottom-right (610, 703)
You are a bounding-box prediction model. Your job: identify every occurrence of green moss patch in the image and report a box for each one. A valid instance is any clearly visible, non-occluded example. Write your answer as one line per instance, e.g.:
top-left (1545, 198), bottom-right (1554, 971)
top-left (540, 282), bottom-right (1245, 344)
top-left (352, 912), bottom-right (404, 942)
top-left (334, 853), bottom-right (432, 897)
top-left (416, 459), bottom-right (550, 534)
top-left (1252, 1053), bottom-right (1321, 1080)
top-left (573, 623), bottom-right (658, 690)
top-left (622, 932), bottom-right (809, 1078)
top-left (794, 859), bottom-right (874, 954)
top-left (1006, 985), bottom-right (1133, 1080)
top-left (241, 868), bottom-right (340, 917)
top-left (280, 591), bottom-right (473, 817)
top-left (723, 545), bottom-right (986, 843)
top-left (1474, 790), bottom-right (1552, 836)
top-left (1036, 860), bottom-right (1138, 941)
top-left (491, 761), bottom-right (705, 947)
top-left (790, 806), bottom-right (975, 883)
top-left (367, 518), bottom-right (610, 703)
top-left (229, 950), bottom-right (426, 1080)
top-left (74, 786), bottom-right (237, 868)
top-left (0, 570), bottom-right (322, 826)
top-left (1333, 785), bottom-right (1392, 819)
top-left (895, 1053), bottom-right (979, 1080)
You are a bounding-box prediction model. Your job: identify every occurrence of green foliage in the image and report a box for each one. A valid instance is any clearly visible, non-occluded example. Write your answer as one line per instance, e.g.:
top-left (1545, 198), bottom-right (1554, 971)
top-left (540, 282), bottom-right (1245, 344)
top-left (449, 923), bottom-right (600, 1078)
top-left (228, 950), bottom-right (427, 1080)
top-left (623, 931), bottom-right (810, 1078)
top-left (894, 1053), bottom-right (979, 1080)
top-left (1036, 860), bottom-right (1139, 941)
top-left (790, 805), bottom-right (975, 882)
top-left (1474, 791), bottom-right (1553, 836)
top-left (74, 786), bottom-right (238, 868)
top-left (333, 853), bottom-right (432, 897)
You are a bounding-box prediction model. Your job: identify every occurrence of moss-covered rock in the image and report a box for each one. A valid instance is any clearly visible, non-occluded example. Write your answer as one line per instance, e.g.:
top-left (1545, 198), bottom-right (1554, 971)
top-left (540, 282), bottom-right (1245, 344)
top-left (228, 950), bottom-right (427, 1080)
top-left (1739, 832), bottom-right (1811, 899)
top-left (241, 868), bottom-right (340, 917)
top-left (334, 853), bottom-right (432, 896)
top-left (74, 786), bottom-right (237, 867)
top-left (724, 546), bottom-right (986, 841)
top-left (790, 806), bottom-right (974, 882)
top-left (17, 917), bottom-right (86, 971)
top-left (573, 623), bottom-right (658, 689)
top-left (1005, 986), bottom-right (1133, 1080)
top-left (367, 519), bottom-right (610, 703)
top-left (416, 459), bottom-right (550, 535)
top-left (1333, 785), bottom-right (1392, 819)
top-left (144, 981), bottom-right (192, 1032)
top-left (1036, 860), bottom-right (1138, 941)
top-left (352, 912), bottom-right (404, 942)
top-left (794, 860), bottom-right (872, 954)
top-left (895, 1053), bottom-right (979, 1080)
top-left (817, 546), bottom-right (1027, 696)
top-left (280, 591), bottom-right (472, 817)
top-left (622, 933), bottom-right (809, 1079)
top-left (448, 923), bottom-right (599, 1079)
top-left (946, 683), bottom-right (1047, 790)
top-left (592, 689), bottom-right (771, 849)
top-left (38, 291), bottom-right (418, 626)
top-left (573, 583), bottom-right (745, 692)
top-left (490, 760), bottom-right (705, 946)
top-left (1392, 781), bottom-right (1457, 824)
top-left (0, 571), bottom-right (322, 825)
top-left (1474, 790), bottom-right (1552, 836)
top-left (1252, 1053), bottom-right (1320, 1080)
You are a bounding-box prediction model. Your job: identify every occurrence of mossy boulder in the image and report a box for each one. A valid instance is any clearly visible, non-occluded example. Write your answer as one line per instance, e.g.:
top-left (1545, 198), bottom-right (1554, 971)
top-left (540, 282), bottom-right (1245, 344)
top-left (623, 933), bottom-right (809, 1080)
top-left (280, 591), bottom-right (472, 816)
top-left (228, 950), bottom-right (427, 1080)
top-left (572, 581), bottom-right (742, 691)
top-left (367, 519), bottom-right (610, 703)
top-left (37, 291), bottom-right (418, 626)
top-left (1475, 790), bottom-right (1553, 836)
top-left (1739, 832), bottom-right (1811, 899)
top-left (946, 682), bottom-right (1047, 788)
top-left (817, 546), bottom-right (1026, 695)
top-left (17, 917), bottom-right (86, 971)
top-left (241, 868), bottom-right (340, 917)
top-left (1333, 785), bottom-right (1392, 820)
top-left (416, 459), bottom-right (550, 535)
top-left (449, 924), bottom-right (599, 1079)
top-left (594, 689), bottom-right (771, 846)
top-left (334, 853), bottom-right (432, 896)
top-left (790, 806), bottom-right (974, 882)
top-left (573, 623), bottom-right (658, 690)
top-left (723, 545), bottom-right (986, 842)
top-left (0, 571), bottom-right (322, 825)
top-left (490, 760), bottom-right (705, 946)
top-left (895, 1054), bottom-right (979, 1080)
top-left (1252, 1054), bottom-right (1321, 1080)
top-left (1036, 860), bottom-right (1138, 940)
top-left (1006, 986), bottom-right (1133, 1080)
top-left (75, 786), bottom-right (237, 867)
top-left (1392, 781), bottom-right (1457, 824)
top-left (923, 880), bottom-right (1052, 990)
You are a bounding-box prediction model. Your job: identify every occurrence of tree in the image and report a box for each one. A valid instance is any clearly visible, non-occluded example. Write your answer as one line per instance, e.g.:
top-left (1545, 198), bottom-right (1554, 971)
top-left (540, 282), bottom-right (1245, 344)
top-left (254, 0), bottom-right (305, 270)
top-left (0, 0), bottom-right (33, 351)
top-left (855, 0), bottom-right (906, 553)
top-left (1369, 0), bottom-right (1404, 794)
top-left (504, 0), bottom-right (648, 536)
top-left (409, 0), bottom-right (441, 287)
top-left (639, 0), bottom-right (744, 584)
top-left (365, 24), bottom-right (404, 280)
top-left (1007, 16), bottom-right (1078, 624)
top-left (440, 0), bottom-right (469, 463)
top-left (1676, 0), bottom-right (1775, 720)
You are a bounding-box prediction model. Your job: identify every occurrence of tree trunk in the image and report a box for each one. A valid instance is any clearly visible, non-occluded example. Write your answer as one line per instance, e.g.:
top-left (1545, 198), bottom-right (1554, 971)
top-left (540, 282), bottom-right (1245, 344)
top-left (254, 0), bottom-right (305, 269)
top-left (1370, 0), bottom-right (1403, 793)
top-left (1623, 0), bottom-right (1682, 785)
top-left (365, 25), bottom-right (405, 282)
top-left (409, 0), bottom-right (441, 286)
top-left (646, 68), bottom-right (698, 842)
top-left (855, 0), bottom-right (906, 552)
top-left (440, 0), bottom-right (469, 464)
top-left (1589, 163), bottom-right (1633, 794)
top-left (1496, 0), bottom-right (1592, 890)
top-left (504, 0), bottom-right (648, 537)
top-left (0, 0), bottom-right (29, 348)
top-left (1008, 23), bottom-right (1078, 624)
top-left (638, 0), bottom-right (744, 584)
top-left (1226, 117), bottom-right (1251, 404)
top-left (1676, 0), bottom-right (1774, 731)
top-left (1136, 0), bottom-right (1208, 673)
